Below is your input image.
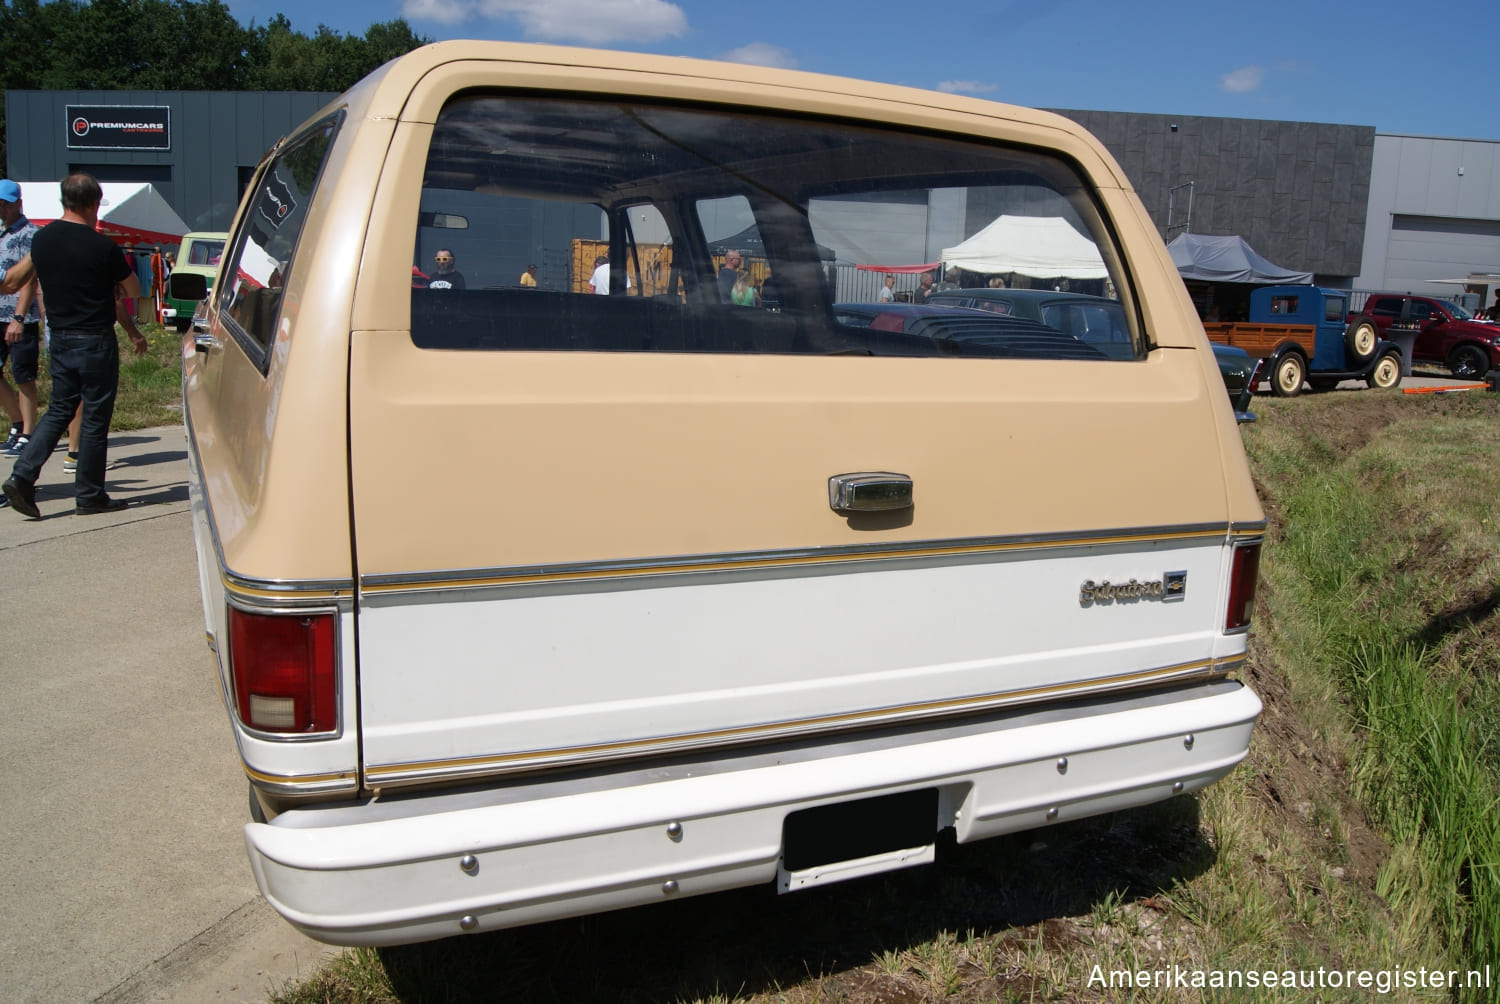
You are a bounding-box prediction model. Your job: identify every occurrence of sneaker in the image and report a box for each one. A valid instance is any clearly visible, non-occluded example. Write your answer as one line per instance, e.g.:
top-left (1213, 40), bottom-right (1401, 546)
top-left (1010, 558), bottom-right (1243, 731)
top-left (2, 434), bottom-right (27, 457)
top-left (62, 453), bottom-right (77, 473)
top-left (1, 426), bottom-right (18, 451)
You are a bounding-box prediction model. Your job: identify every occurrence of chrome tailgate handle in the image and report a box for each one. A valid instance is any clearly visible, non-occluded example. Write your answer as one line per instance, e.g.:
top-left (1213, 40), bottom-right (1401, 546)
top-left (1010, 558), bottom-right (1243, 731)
top-left (828, 473), bottom-right (913, 514)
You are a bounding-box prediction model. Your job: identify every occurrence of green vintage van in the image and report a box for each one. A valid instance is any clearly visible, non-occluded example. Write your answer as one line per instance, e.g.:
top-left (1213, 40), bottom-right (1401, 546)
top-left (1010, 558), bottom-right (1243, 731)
top-left (162, 231), bottom-right (226, 332)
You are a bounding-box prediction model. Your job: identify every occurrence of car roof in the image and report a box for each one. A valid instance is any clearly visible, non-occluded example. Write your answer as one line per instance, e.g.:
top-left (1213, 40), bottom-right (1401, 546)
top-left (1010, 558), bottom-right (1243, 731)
top-left (927, 288), bottom-right (1118, 306)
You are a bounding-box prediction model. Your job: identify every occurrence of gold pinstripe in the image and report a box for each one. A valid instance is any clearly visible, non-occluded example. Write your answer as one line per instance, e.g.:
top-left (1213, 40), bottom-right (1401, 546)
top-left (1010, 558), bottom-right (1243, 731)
top-left (359, 524), bottom-right (1260, 597)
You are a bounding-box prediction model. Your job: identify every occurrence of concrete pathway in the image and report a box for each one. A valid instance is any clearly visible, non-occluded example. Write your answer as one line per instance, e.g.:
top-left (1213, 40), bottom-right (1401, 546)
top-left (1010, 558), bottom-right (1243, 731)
top-left (0, 426), bottom-right (334, 1004)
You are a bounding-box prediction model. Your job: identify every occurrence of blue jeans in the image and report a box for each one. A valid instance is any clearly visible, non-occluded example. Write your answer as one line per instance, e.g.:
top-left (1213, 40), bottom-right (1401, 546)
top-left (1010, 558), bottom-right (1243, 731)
top-left (10, 330), bottom-right (119, 503)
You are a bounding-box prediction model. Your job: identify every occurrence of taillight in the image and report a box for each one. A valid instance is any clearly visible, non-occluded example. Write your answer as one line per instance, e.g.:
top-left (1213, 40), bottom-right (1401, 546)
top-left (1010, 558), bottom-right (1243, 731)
top-left (228, 608), bottom-right (338, 734)
top-left (1225, 541), bottom-right (1261, 632)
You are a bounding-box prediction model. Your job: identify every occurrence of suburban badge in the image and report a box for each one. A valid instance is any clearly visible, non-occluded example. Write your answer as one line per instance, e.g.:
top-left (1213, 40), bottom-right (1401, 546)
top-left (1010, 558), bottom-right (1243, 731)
top-left (1080, 571), bottom-right (1187, 606)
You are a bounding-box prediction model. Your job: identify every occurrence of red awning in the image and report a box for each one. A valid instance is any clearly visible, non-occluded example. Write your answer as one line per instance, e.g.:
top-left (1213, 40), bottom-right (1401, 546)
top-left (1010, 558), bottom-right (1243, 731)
top-left (854, 262), bottom-right (942, 274)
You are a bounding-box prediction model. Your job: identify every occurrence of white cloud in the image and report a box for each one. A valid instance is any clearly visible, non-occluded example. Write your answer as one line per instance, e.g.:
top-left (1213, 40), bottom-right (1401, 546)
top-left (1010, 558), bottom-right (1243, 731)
top-left (936, 80), bottom-right (998, 95)
top-left (1220, 65), bottom-right (1264, 94)
top-left (404, 0), bottom-right (688, 44)
top-left (719, 43), bottom-right (796, 69)
top-left (401, 0), bottom-right (474, 25)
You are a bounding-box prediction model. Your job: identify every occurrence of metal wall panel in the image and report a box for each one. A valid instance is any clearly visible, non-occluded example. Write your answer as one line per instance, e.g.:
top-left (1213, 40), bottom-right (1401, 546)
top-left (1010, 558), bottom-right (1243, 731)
top-left (1053, 109), bottom-right (1375, 279)
top-left (4, 90), bottom-right (338, 236)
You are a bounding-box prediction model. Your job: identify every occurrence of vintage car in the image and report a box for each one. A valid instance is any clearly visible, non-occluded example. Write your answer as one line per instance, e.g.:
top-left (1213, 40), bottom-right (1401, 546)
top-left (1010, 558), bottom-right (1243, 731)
top-left (161, 231), bottom-right (226, 332)
top-left (178, 41), bottom-right (1264, 947)
top-left (922, 288), bottom-right (1261, 417)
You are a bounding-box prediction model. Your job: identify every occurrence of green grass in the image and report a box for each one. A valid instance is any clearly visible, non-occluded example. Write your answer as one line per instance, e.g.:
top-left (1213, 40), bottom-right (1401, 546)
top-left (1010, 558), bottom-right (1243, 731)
top-left (243, 390), bottom-right (1498, 1002)
top-left (27, 321), bottom-right (183, 431)
top-left (1243, 393), bottom-right (1500, 990)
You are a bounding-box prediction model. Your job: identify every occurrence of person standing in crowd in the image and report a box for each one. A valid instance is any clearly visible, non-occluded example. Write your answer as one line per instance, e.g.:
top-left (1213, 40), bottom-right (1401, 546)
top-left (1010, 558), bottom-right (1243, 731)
top-left (0, 181), bottom-right (42, 473)
top-left (428, 249), bottom-right (465, 290)
top-left (1486, 290), bottom-right (1500, 322)
top-left (519, 264), bottom-right (537, 287)
top-left (730, 268), bottom-right (757, 306)
top-left (588, 251), bottom-right (631, 294)
top-left (589, 253), bottom-right (610, 294)
top-left (1, 173), bottom-right (147, 518)
top-left (878, 273), bottom-right (896, 302)
top-left (717, 249), bottom-right (742, 301)
top-left (913, 272), bottom-right (935, 303)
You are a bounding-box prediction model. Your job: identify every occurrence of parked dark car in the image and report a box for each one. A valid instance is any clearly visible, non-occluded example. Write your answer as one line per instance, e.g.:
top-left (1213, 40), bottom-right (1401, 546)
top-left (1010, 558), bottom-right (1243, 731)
top-left (830, 302), bottom-right (1108, 360)
top-left (1352, 294), bottom-right (1500, 379)
top-left (925, 288), bottom-right (1257, 414)
top-left (925, 288), bottom-right (1133, 358)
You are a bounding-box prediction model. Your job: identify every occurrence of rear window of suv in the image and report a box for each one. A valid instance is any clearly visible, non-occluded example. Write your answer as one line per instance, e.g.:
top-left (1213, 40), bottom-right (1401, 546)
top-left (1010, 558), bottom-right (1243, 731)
top-left (408, 95), bottom-right (1142, 362)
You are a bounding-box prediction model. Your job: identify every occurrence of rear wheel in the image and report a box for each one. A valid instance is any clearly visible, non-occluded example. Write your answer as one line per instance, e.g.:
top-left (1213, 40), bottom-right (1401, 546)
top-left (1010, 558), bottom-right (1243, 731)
top-left (1448, 344), bottom-right (1488, 380)
top-left (1272, 353), bottom-right (1306, 397)
top-left (1367, 352), bottom-right (1402, 389)
top-left (1345, 315), bottom-right (1378, 363)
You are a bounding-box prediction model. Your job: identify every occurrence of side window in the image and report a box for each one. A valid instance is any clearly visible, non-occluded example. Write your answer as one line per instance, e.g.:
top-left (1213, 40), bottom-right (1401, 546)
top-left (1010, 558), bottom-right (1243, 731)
top-left (1371, 297), bottom-right (1401, 316)
top-left (1269, 295), bottom-right (1298, 314)
top-left (188, 240), bottom-right (223, 266)
top-left (1323, 296), bottom-right (1346, 322)
top-left (219, 116), bottom-right (339, 359)
top-left (1408, 300), bottom-right (1433, 321)
top-left (408, 95), bottom-right (1139, 360)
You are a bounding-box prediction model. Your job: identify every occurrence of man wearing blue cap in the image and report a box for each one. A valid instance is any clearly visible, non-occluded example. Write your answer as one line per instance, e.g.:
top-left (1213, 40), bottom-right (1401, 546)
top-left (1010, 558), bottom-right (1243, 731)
top-left (0, 180), bottom-right (41, 481)
top-left (1, 173), bottom-right (145, 517)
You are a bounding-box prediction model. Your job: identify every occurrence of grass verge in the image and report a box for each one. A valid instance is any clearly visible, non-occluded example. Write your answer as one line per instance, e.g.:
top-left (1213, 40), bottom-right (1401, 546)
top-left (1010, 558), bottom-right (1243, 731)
top-left (21, 321), bottom-right (183, 432)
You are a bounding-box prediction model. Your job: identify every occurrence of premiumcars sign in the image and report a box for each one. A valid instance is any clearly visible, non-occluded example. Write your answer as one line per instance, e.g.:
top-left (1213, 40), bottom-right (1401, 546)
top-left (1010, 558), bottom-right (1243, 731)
top-left (66, 105), bottom-right (170, 150)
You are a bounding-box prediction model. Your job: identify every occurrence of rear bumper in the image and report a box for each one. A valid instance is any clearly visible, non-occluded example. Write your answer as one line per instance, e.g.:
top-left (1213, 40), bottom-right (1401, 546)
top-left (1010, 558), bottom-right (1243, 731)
top-left (246, 681), bottom-right (1260, 946)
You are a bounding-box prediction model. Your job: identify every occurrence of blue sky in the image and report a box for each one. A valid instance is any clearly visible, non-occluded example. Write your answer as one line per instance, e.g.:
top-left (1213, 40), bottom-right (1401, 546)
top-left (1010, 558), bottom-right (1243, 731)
top-left (226, 0), bottom-right (1497, 140)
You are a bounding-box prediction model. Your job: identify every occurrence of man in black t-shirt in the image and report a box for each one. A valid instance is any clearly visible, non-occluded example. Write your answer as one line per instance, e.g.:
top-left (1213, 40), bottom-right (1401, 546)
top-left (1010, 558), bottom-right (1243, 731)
top-left (1, 173), bottom-right (145, 518)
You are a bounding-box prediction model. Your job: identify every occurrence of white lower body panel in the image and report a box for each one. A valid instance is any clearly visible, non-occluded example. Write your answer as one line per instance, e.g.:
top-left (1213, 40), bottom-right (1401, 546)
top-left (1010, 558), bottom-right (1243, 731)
top-left (246, 681), bottom-right (1259, 946)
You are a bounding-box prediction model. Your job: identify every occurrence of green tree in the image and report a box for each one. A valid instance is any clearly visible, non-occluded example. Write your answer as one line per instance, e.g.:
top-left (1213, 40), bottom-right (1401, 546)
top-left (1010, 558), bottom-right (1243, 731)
top-left (0, 1), bottom-right (428, 168)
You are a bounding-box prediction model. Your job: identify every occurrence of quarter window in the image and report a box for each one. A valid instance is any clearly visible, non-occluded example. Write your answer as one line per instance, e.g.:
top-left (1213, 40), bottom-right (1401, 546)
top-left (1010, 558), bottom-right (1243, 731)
top-left (219, 117), bottom-right (339, 358)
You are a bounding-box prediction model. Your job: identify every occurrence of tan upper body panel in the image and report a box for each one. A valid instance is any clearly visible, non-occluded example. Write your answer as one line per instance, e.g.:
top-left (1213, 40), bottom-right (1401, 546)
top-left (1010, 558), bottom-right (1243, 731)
top-left (189, 40), bottom-right (1262, 584)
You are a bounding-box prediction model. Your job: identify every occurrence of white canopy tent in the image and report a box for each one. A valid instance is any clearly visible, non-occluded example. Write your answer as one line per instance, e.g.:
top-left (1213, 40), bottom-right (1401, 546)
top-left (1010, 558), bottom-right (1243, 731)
top-left (18, 181), bottom-right (189, 246)
top-left (940, 214), bottom-right (1109, 279)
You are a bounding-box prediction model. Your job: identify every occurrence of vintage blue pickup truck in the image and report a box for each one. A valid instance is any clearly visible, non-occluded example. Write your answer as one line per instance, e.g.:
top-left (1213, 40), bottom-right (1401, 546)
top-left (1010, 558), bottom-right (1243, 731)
top-left (1204, 285), bottom-right (1403, 396)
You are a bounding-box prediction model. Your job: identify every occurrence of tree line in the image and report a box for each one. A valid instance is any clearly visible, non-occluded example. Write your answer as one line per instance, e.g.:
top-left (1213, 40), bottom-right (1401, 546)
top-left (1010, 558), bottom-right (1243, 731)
top-left (0, 0), bottom-right (430, 165)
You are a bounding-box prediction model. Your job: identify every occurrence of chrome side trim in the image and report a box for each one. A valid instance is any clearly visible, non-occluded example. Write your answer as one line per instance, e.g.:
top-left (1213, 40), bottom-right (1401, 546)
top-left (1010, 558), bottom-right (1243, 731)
top-left (361, 522), bottom-right (1236, 598)
top-left (364, 655), bottom-right (1237, 789)
top-left (182, 394), bottom-right (356, 610)
top-left (244, 763), bottom-right (360, 797)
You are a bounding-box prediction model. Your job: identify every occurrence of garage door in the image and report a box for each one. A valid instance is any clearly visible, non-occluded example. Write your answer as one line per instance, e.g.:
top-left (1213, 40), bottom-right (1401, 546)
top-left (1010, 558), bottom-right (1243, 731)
top-left (1385, 215), bottom-right (1500, 293)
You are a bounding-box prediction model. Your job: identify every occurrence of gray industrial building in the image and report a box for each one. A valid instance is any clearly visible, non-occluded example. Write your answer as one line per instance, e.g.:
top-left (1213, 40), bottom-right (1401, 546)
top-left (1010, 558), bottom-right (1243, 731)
top-left (1053, 109), bottom-right (1376, 283)
top-left (4, 90), bottom-right (337, 233)
top-left (4, 89), bottom-right (1497, 301)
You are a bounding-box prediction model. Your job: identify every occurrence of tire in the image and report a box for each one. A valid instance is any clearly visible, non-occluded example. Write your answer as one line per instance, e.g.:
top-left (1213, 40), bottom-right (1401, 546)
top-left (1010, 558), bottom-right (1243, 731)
top-left (1367, 352), bottom-right (1402, 389)
top-left (1271, 353), bottom-right (1306, 397)
top-left (1447, 344), bottom-right (1488, 380)
top-left (1344, 315), bottom-right (1378, 363)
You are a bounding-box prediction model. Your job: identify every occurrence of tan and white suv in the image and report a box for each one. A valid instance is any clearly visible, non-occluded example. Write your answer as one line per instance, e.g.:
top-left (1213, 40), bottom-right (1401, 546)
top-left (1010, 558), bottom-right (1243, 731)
top-left (180, 41), bottom-right (1265, 947)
